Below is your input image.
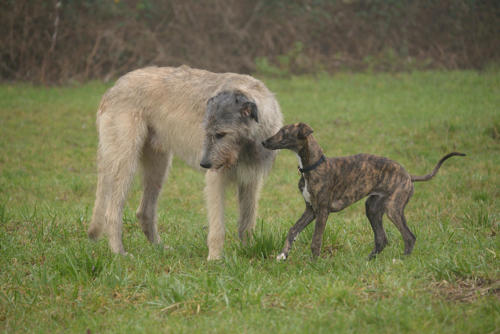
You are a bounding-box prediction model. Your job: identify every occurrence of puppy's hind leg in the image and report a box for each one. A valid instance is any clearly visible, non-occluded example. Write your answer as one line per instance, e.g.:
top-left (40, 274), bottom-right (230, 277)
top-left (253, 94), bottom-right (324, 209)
top-left (365, 195), bottom-right (388, 259)
top-left (136, 141), bottom-right (172, 244)
top-left (385, 187), bottom-right (416, 256)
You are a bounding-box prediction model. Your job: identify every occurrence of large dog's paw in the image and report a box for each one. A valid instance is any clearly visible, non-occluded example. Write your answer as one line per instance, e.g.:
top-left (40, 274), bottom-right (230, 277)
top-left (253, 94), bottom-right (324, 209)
top-left (207, 254), bottom-right (223, 261)
top-left (276, 253), bottom-right (288, 261)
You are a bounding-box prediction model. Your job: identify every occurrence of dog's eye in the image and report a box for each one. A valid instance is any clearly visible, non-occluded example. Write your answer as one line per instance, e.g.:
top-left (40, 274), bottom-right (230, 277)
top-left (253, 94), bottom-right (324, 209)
top-left (215, 132), bottom-right (226, 139)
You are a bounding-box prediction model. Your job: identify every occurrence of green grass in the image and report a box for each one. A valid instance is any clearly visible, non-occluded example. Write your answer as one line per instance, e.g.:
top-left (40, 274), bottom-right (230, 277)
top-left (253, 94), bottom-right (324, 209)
top-left (1, 71), bottom-right (499, 333)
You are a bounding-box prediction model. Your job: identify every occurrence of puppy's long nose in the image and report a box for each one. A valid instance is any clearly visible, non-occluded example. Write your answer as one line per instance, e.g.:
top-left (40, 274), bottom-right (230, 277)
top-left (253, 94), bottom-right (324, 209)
top-left (200, 161), bottom-right (212, 169)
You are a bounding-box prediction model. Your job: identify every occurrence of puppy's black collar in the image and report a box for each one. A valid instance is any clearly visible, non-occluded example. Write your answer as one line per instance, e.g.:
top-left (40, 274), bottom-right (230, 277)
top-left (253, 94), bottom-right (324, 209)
top-left (298, 155), bottom-right (326, 174)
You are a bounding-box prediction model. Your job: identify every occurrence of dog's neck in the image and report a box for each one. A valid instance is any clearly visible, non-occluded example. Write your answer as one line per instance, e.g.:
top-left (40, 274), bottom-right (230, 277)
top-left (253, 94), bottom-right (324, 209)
top-left (297, 135), bottom-right (324, 169)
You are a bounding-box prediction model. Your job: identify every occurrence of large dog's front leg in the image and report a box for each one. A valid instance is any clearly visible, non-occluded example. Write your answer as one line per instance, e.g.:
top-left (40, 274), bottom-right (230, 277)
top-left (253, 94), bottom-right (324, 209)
top-left (311, 209), bottom-right (329, 258)
top-left (276, 204), bottom-right (315, 261)
top-left (205, 170), bottom-right (226, 260)
top-left (237, 176), bottom-right (263, 244)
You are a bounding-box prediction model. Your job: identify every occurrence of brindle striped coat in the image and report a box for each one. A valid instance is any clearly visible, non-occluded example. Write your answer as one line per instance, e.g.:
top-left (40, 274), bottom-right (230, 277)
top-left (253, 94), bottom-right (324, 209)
top-left (262, 122), bottom-right (464, 260)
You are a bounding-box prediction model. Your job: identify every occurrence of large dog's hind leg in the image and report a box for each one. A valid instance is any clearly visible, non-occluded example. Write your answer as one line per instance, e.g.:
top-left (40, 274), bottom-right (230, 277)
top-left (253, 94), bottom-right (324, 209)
top-left (365, 195), bottom-right (389, 259)
top-left (105, 161), bottom-right (138, 254)
top-left (205, 170), bottom-right (227, 260)
top-left (237, 175), bottom-right (263, 244)
top-left (101, 113), bottom-right (147, 254)
top-left (88, 149), bottom-right (112, 240)
top-left (136, 141), bottom-right (172, 244)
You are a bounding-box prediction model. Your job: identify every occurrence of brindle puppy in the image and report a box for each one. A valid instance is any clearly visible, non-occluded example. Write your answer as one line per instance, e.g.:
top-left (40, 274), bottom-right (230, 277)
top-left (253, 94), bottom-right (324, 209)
top-left (262, 123), bottom-right (465, 260)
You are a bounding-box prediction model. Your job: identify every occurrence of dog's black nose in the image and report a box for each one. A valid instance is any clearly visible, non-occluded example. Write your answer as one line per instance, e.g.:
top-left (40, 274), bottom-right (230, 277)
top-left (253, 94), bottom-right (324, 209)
top-left (200, 162), bottom-right (212, 169)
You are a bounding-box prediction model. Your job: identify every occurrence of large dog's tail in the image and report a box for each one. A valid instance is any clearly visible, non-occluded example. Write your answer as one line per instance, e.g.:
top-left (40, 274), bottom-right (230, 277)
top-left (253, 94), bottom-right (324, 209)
top-left (411, 152), bottom-right (466, 182)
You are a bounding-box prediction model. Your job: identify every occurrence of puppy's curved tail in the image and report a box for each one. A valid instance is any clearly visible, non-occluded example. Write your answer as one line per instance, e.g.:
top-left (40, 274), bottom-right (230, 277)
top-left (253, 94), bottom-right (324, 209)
top-left (411, 152), bottom-right (466, 182)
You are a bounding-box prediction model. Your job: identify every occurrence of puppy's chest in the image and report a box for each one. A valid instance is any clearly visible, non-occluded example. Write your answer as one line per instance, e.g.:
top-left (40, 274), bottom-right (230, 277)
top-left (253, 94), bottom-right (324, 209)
top-left (297, 155), bottom-right (311, 204)
top-left (297, 154), bottom-right (326, 205)
top-left (298, 176), bottom-right (312, 204)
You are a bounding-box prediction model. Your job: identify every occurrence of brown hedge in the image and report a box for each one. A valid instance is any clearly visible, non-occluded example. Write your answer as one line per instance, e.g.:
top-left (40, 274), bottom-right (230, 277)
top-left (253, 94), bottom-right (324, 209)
top-left (1, 0), bottom-right (499, 84)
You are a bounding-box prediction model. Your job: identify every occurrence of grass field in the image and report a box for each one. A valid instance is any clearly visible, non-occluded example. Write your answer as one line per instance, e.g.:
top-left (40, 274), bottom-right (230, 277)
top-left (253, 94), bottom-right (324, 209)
top-left (0, 71), bottom-right (499, 333)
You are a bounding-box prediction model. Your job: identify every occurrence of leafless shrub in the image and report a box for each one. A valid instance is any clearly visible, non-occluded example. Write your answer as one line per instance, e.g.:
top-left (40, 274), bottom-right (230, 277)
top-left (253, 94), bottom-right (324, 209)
top-left (0, 0), bottom-right (498, 83)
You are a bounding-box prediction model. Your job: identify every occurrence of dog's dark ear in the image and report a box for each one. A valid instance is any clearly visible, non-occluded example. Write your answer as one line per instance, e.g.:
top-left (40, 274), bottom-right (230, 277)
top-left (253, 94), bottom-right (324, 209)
top-left (297, 123), bottom-right (313, 139)
top-left (240, 101), bottom-right (259, 123)
top-left (206, 96), bottom-right (215, 108)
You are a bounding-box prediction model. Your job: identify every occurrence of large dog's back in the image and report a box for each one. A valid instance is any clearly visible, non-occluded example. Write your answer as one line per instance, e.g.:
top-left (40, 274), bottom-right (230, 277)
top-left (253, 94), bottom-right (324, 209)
top-left (97, 66), bottom-right (280, 168)
top-left (90, 66), bottom-right (283, 257)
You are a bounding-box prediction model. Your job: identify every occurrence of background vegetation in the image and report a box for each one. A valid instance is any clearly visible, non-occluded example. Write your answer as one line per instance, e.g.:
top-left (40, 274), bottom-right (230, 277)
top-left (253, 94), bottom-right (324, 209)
top-left (0, 71), bottom-right (498, 332)
top-left (0, 1), bottom-right (498, 332)
top-left (1, 0), bottom-right (499, 83)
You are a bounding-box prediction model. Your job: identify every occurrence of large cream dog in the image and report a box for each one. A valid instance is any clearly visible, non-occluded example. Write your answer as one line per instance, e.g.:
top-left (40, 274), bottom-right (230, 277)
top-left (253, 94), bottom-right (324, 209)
top-left (87, 66), bottom-right (283, 259)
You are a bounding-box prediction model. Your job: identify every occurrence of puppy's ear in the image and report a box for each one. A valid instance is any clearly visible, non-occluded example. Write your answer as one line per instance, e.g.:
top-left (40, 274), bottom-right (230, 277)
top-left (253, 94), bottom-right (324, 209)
top-left (297, 123), bottom-right (313, 139)
top-left (240, 101), bottom-right (259, 123)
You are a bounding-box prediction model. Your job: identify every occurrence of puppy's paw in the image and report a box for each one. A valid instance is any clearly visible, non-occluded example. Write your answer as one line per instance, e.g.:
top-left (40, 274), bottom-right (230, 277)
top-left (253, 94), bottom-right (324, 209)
top-left (162, 244), bottom-right (173, 251)
top-left (276, 253), bottom-right (287, 261)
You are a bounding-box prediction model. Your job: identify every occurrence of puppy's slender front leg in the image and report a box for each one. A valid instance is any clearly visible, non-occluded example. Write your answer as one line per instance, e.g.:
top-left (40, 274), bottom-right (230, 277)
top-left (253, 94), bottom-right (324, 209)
top-left (277, 205), bottom-right (315, 260)
top-left (311, 209), bottom-right (329, 258)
